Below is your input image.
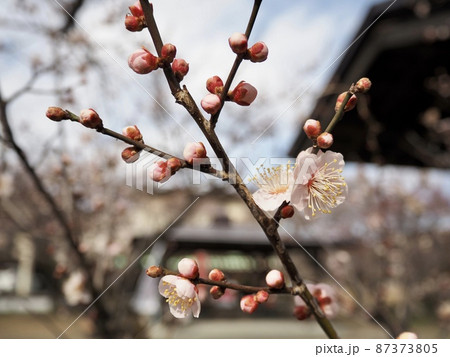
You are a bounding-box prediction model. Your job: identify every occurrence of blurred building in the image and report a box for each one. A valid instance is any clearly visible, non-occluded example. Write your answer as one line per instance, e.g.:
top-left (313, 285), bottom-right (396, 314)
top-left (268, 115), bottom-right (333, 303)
top-left (289, 0), bottom-right (450, 168)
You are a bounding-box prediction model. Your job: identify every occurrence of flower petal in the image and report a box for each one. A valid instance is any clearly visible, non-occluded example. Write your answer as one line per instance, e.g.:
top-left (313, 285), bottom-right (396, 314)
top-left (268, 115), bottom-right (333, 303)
top-left (191, 297), bottom-right (201, 318)
top-left (168, 304), bottom-right (189, 318)
top-left (253, 189), bottom-right (289, 212)
top-left (175, 278), bottom-right (196, 299)
top-left (290, 184), bottom-right (308, 211)
top-left (294, 150), bottom-right (317, 185)
top-left (291, 148), bottom-right (347, 220)
top-left (158, 275), bottom-right (178, 297)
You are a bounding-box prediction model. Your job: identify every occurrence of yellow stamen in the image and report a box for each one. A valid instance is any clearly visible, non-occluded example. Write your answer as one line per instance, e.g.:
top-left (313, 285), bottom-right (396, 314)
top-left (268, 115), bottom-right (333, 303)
top-left (307, 159), bottom-right (346, 216)
top-left (250, 163), bottom-right (293, 194)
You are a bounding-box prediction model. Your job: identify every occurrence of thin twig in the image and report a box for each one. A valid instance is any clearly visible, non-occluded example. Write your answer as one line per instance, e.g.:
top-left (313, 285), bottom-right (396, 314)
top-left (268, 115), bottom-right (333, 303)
top-left (6, 66), bottom-right (54, 103)
top-left (155, 266), bottom-right (292, 294)
top-left (62, 110), bottom-right (228, 180)
top-left (311, 84), bottom-right (356, 155)
top-left (140, 0), bottom-right (181, 96)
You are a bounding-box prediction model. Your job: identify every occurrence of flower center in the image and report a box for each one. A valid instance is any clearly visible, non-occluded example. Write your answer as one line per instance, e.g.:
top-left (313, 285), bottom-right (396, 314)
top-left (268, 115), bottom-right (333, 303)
top-left (251, 164), bottom-right (293, 195)
top-left (307, 159), bottom-right (346, 217)
top-left (162, 281), bottom-right (196, 313)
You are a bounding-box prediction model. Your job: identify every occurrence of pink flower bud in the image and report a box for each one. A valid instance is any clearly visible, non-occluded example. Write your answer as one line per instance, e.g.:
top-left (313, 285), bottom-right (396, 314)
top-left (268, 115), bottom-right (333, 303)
top-left (293, 305), bottom-right (312, 320)
top-left (397, 332), bottom-right (418, 339)
top-left (161, 43), bottom-right (177, 63)
top-left (228, 33), bottom-right (248, 54)
top-left (129, 1), bottom-right (144, 17)
top-left (183, 142), bottom-right (207, 165)
top-left (172, 58), bottom-right (189, 81)
top-left (265, 269), bottom-right (285, 289)
top-left (335, 92), bottom-right (357, 112)
top-left (255, 290), bottom-right (269, 304)
top-left (210, 285), bottom-right (225, 300)
top-left (79, 108), bottom-right (102, 128)
top-left (146, 265), bottom-right (163, 278)
top-left (125, 15), bottom-right (145, 32)
top-left (121, 146), bottom-right (140, 163)
top-left (201, 94), bottom-right (221, 115)
top-left (229, 81), bottom-right (257, 106)
top-left (280, 205), bottom-right (294, 219)
top-left (208, 268), bottom-right (225, 281)
top-left (122, 125), bottom-right (143, 142)
top-left (317, 132), bottom-right (333, 149)
top-left (178, 258), bottom-right (199, 279)
top-left (149, 160), bottom-right (171, 183)
top-left (303, 119), bottom-right (322, 139)
top-left (240, 295), bottom-right (258, 314)
top-left (46, 106), bottom-right (68, 121)
top-left (248, 42), bottom-right (268, 63)
top-left (206, 76), bottom-right (224, 95)
top-left (355, 77), bottom-right (372, 93)
top-left (128, 48), bottom-right (159, 74)
top-left (167, 158), bottom-right (182, 174)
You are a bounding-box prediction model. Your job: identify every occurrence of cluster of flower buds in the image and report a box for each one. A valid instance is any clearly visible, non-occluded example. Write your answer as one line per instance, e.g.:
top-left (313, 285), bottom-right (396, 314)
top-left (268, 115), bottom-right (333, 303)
top-left (200, 76), bottom-right (224, 115)
top-left (128, 44), bottom-right (189, 81)
top-left (208, 268), bottom-right (226, 299)
top-left (302, 78), bottom-right (370, 149)
top-left (293, 283), bottom-right (338, 320)
top-left (201, 77), bottom-right (258, 114)
top-left (120, 124), bottom-right (183, 182)
top-left (228, 33), bottom-right (269, 63)
top-left (121, 125), bottom-right (144, 163)
top-left (335, 77), bottom-right (371, 112)
top-left (240, 290), bottom-right (270, 314)
top-left (46, 106), bottom-right (104, 130)
top-left (148, 157), bottom-right (182, 183)
top-left (124, 1), bottom-right (146, 32)
top-left (303, 119), bottom-right (333, 150)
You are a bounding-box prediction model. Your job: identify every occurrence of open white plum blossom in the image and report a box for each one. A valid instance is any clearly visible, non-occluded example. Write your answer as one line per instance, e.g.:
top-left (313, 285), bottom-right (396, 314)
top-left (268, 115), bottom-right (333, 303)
top-left (251, 164), bottom-right (294, 212)
top-left (158, 275), bottom-right (201, 318)
top-left (291, 148), bottom-right (347, 220)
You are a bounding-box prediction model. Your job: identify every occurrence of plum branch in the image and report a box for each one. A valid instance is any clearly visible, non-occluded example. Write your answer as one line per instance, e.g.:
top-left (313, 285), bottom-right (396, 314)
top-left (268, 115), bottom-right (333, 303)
top-left (45, 0), bottom-right (372, 339)
top-left (148, 265), bottom-right (292, 295)
top-left (138, 0), bottom-right (339, 338)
